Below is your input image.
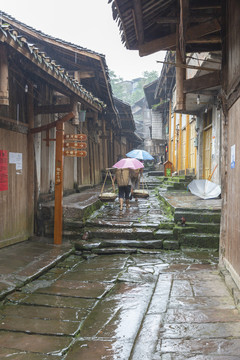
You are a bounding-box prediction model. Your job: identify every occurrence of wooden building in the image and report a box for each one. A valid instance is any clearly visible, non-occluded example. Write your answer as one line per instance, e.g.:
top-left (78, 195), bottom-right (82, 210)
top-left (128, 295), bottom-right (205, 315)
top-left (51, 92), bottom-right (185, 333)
top-left (143, 80), bottom-right (167, 162)
top-left (110, 0), bottom-right (240, 289)
top-left (0, 12), bottom-right (138, 247)
top-left (113, 97), bottom-right (142, 159)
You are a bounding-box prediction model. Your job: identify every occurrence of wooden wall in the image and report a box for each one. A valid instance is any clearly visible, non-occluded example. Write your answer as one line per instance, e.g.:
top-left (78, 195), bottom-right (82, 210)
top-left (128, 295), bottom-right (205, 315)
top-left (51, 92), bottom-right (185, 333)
top-left (227, 0), bottom-right (240, 93)
top-left (221, 98), bottom-right (240, 286)
top-left (220, 0), bottom-right (240, 288)
top-left (0, 128), bottom-right (31, 245)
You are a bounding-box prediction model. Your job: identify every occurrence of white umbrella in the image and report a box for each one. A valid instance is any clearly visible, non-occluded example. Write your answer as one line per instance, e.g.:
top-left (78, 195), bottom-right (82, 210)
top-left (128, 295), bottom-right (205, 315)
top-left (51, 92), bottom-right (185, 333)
top-left (188, 179), bottom-right (221, 200)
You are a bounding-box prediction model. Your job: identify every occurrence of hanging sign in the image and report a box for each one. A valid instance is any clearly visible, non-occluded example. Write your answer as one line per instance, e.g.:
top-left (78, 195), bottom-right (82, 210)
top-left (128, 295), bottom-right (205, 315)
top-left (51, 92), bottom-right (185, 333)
top-left (0, 150), bottom-right (8, 191)
top-left (64, 142), bottom-right (87, 149)
top-left (64, 150), bottom-right (87, 157)
top-left (64, 134), bottom-right (87, 141)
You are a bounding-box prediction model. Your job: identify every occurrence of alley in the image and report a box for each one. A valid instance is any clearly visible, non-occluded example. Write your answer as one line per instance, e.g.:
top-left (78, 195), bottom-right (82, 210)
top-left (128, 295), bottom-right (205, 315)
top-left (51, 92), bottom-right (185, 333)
top-left (0, 187), bottom-right (239, 359)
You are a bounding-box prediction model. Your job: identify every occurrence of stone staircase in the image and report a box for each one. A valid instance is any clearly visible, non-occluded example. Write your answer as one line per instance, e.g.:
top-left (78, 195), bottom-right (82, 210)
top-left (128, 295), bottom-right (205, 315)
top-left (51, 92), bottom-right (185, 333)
top-left (74, 191), bottom-right (179, 254)
top-left (76, 217), bottom-right (178, 254)
top-left (37, 176), bottom-right (221, 253)
top-left (158, 190), bottom-right (221, 250)
top-left (158, 175), bottom-right (195, 191)
top-left (173, 208), bottom-right (221, 249)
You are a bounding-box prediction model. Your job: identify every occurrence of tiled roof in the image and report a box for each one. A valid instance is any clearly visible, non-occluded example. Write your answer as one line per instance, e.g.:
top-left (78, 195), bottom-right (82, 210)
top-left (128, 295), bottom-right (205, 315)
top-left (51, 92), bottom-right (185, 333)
top-left (0, 19), bottom-right (105, 111)
top-left (1, 11), bottom-right (106, 59)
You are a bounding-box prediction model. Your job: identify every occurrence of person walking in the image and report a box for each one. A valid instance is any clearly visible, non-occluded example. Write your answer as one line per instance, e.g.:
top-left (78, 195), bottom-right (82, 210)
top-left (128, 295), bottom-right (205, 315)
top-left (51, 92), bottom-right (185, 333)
top-left (130, 166), bottom-right (143, 201)
top-left (114, 168), bottom-right (132, 211)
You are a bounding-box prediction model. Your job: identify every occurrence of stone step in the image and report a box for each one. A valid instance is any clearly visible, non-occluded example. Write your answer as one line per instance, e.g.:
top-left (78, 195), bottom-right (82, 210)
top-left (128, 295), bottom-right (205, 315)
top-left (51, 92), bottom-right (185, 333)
top-left (43, 221), bottom-right (84, 238)
top-left (74, 238), bottom-right (180, 252)
top-left (166, 178), bottom-right (190, 184)
top-left (85, 227), bottom-right (174, 241)
top-left (174, 222), bottom-right (220, 234)
top-left (179, 233), bottom-right (219, 249)
top-left (174, 210), bottom-right (221, 223)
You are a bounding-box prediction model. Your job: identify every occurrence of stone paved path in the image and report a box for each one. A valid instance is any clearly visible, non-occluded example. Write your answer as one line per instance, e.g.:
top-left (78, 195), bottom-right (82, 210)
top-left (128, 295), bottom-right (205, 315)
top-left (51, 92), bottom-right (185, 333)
top-left (0, 248), bottom-right (239, 359)
top-left (0, 184), bottom-right (239, 359)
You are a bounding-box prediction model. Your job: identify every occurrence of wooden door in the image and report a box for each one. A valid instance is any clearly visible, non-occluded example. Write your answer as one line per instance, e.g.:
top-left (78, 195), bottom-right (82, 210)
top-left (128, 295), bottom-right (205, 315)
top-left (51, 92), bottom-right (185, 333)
top-left (203, 126), bottom-right (212, 179)
top-left (181, 129), bottom-right (186, 171)
top-left (189, 120), bottom-right (196, 169)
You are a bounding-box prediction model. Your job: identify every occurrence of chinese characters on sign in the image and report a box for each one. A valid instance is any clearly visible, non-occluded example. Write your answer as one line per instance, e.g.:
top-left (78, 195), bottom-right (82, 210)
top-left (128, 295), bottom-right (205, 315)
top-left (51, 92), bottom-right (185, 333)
top-left (0, 150), bottom-right (8, 191)
top-left (63, 134), bottom-right (88, 157)
top-left (64, 134), bottom-right (87, 141)
top-left (64, 150), bottom-right (87, 157)
top-left (55, 162), bottom-right (62, 185)
top-left (64, 142), bottom-right (87, 149)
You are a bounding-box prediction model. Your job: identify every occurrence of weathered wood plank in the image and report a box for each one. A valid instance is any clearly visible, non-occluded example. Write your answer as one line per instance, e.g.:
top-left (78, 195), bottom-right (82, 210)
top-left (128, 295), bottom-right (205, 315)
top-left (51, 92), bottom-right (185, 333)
top-left (35, 104), bottom-right (73, 115)
top-left (139, 19), bottom-right (221, 55)
top-left (183, 71), bottom-right (221, 93)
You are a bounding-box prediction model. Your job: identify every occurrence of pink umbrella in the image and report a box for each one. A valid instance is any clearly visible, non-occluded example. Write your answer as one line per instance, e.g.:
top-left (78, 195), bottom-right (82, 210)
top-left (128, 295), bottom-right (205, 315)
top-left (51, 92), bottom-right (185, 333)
top-left (112, 158), bottom-right (144, 170)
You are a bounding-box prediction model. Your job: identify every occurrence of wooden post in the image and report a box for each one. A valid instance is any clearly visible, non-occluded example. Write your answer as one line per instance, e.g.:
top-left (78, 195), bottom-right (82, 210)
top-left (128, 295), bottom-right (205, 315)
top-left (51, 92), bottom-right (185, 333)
top-left (185, 115), bottom-right (190, 174)
top-left (0, 44), bottom-right (9, 105)
top-left (102, 120), bottom-right (108, 168)
top-left (173, 112), bottom-right (176, 171)
top-left (54, 121), bottom-right (64, 245)
top-left (168, 100), bottom-right (172, 162)
top-left (178, 114), bottom-right (182, 172)
top-left (27, 83), bottom-right (35, 234)
top-left (176, 25), bottom-right (186, 111)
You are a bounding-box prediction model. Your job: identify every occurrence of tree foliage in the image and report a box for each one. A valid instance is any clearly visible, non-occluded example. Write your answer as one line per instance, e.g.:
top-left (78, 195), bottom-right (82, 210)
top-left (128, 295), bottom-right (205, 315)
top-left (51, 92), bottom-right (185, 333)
top-left (109, 70), bottom-right (158, 106)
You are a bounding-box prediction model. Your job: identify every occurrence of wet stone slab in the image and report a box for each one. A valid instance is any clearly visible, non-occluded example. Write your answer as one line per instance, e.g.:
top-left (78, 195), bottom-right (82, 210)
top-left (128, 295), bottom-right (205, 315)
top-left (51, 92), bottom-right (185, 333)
top-left (64, 339), bottom-right (132, 360)
top-left (118, 265), bottom-right (159, 283)
top-left (160, 322), bottom-right (240, 339)
top-left (0, 348), bottom-right (58, 359)
top-left (160, 338), bottom-right (240, 358)
top-left (7, 292), bottom-right (97, 310)
top-left (160, 355), bottom-right (240, 360)
top-left (0, 331), bottom-right (72, 354)
top-left (0, 303), bottom-right (80, 321)
top-left (168, 296), bottom-right (236, 310)
top-left (171, 279), bottom-right (194, 297)
top-left (72, 254), bottom-right (129, 271)
top-left (165, 308), bottom-right (240, 323)
top-left (101, 239), bottom-right (164, 249)
top-left (79, 282), bottom-right (155, 340)
top-left (62, 266), bottom-right (123, 282)
top-left (35, 279), bottom-right (114, 299)
top-left (131, 314), bottom-right (163, 360)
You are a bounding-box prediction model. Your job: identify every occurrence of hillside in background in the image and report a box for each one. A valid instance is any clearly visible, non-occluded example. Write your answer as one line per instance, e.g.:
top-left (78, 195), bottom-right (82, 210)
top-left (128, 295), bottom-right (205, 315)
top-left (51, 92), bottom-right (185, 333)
top-left (109, 70), bottom-right (158, 106)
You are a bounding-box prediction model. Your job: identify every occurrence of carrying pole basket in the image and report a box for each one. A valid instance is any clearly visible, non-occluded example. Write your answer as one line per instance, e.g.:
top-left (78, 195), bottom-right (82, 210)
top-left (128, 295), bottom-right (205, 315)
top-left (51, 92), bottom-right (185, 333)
top-left (133, 174), bottom-right (149, 198)
top-left (99, 169), bottom-right (117, 202)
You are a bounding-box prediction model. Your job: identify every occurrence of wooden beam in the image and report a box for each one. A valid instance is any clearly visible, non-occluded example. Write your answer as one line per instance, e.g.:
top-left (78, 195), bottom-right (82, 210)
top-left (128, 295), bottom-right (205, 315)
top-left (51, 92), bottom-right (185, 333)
top-left (133, 0), bottom-right (144, 44)
top-left (187, 36), bottom-right (221, 44)
top-left (79, 71), bottom-right (95, 79)
top-left (190, 0), bottom-right (221, 9)
top-left (183, 70), bottom-right (221, 94)
top-left (139, 18), bottom-right (221, 56)
top-left (30, 112), bottom-right (74, 134)
top-left (156, 59), bottom-right (219, 72)
top-left (35, 104), bottom-right (73, 115)
top-left (156, 17), bottom-right (178, 24)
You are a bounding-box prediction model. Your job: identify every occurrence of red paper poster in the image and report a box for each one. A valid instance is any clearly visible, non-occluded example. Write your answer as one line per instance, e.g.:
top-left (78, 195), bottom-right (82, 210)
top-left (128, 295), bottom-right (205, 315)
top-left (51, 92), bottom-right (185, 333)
top-left (0, 150), bottom-right (8, 191)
